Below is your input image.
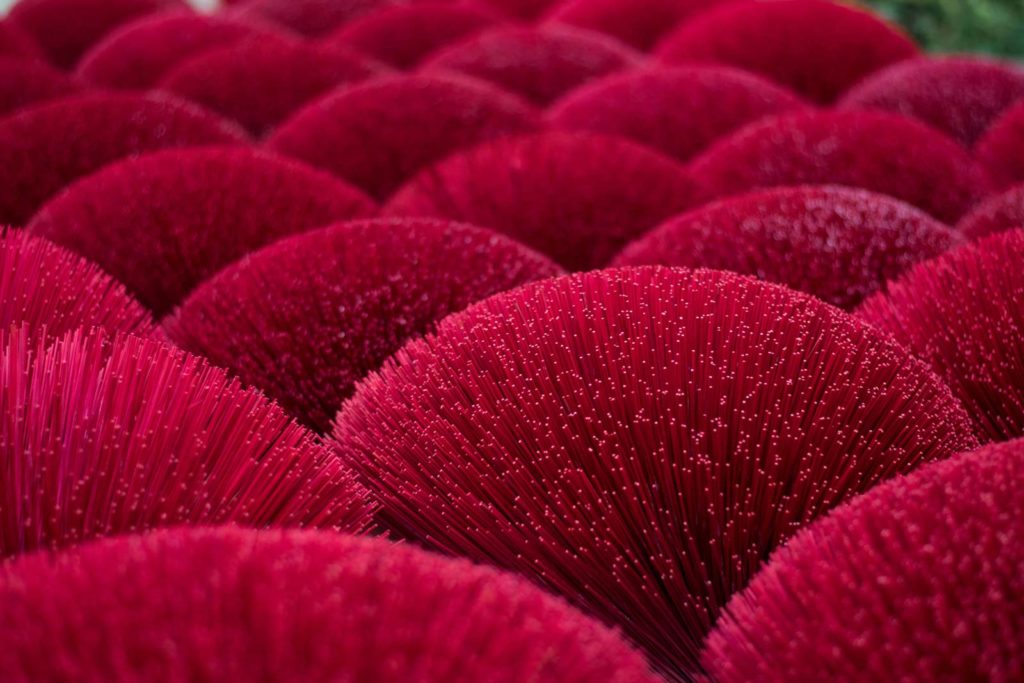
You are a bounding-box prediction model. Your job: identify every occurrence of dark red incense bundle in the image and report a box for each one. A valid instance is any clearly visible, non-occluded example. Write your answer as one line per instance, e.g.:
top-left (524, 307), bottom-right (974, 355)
top-left (0, 229), bottom-right (154, 342)
top-left (29, 147), bottom-right (375, 316)
top-left (0, 20), bottom-right (41, 60)
top-left (0, 93), bottom-right (246, 227)
top-left (7, 0), bottom-right (181, 68)
top-left (324, 2), bottom-right (502, 68)
top-left (0, 327), bottom-right (374, 558)
top-left (957, 183), bottom-right (1024, 240)
top-left (165, 218), bottom-right (561, 432)
top-left (478, 0), bottom-right (558, 19)
top-left (385, 132), bottom-right (702, 270)
top-left (545, 0), bottom-right (730, 51)
top-left (0, 527), bottom-right (659, 683)
top-left (655, 0), bottom-right (918, 103)
top-left (705, 438), bottom-right (1024, 682)
top-left (688, 110), bottom-right (993, 223)
top-left (160, 36), bottom-right (384, 137)
top-left (840, 56), bottom-right (1024, 146)
top-left (267, 74), bottom-right (539, 200)
top-left (332, 267), bottom-right (978, 680)
top-left (858, 229), bottom-right (1024, 442)
top-left (422, 25), bottom-right (643, 105)
top-left (0, 58), bottom-right (80, 118)
top-left (77, 10), bottom-right (285, 89)
top-left (547, 65), bottom-right (807, 162)
top-left (614, 186), bottom-right (961, 309)
top-left (976, 100), bottom-right (1024, 188)
top-left (228, 0), bottom-right (396, 37)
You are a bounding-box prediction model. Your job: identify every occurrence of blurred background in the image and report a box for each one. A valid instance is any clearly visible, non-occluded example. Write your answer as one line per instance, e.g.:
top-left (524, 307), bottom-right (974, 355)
top-left (866, 0), bottom-right (1024, 57)
top-left (0, 0), bottom-right (1020, 57)
top-left (0, 0), bottom-right (217, 11)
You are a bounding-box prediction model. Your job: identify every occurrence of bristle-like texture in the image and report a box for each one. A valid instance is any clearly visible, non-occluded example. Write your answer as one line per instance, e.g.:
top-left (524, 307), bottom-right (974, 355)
top-left (655, 0), bottom-right (918, 103)
top-left (704, 439), bottom-right (1024, 682)
top-left (0, 230), bottom-right (154, 342)
top-left (160, 37), bottom-right (383, 137)
top-left (0, 20), bottom-right (41, 60)
top-left (30, 148), bottom-right (375, 316)
top-left (77, 10), bottom-right (284, 89)
top-left (268, 74), bottom-right (539, 200)
top-left (547, 66), bottom-right (807, 162)
top-left (689, 110), bottom-right (993, 223)
top-left (0, 93), bottom-right (246, 227)
top-left (976, 101), bottom-right (1024, 188)
top-left (325, 3), bottom-right (502, 68)
top-left (614, 186), bottom-right (961, 309)
top-left (0, 58), bottom-right (80, 118)
top-left (857, 229), bottom-right (1024, 442)
top-left (385, 132), bottom-right (701, 270)
top-left (0, 526), bottom-right (659, 683)
top-left (839, 56), bottom-right (1024, 146)
top-left (332, 267), bottom-right (978, 681)
top-left (422, 25), bottom-right (643, 105)
top-left (957, 183), bottom-right (1024, 240)
top-left (479, 0), bottom-right (557, 19)
top-left (229, 0), bottom-right (396, 37)
top-left (545, 0), bottom-right (729, 51)
top-left (8, 0), bottom-right (181, 68)
top-left (165, 218), bottom-right (562, 432)
top-left (0, 327), bottom-right (374, 558)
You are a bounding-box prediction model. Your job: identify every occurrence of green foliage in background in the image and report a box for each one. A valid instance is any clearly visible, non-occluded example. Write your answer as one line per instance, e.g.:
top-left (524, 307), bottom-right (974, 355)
top-left (863, 0), bottom-right (1024, 58)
